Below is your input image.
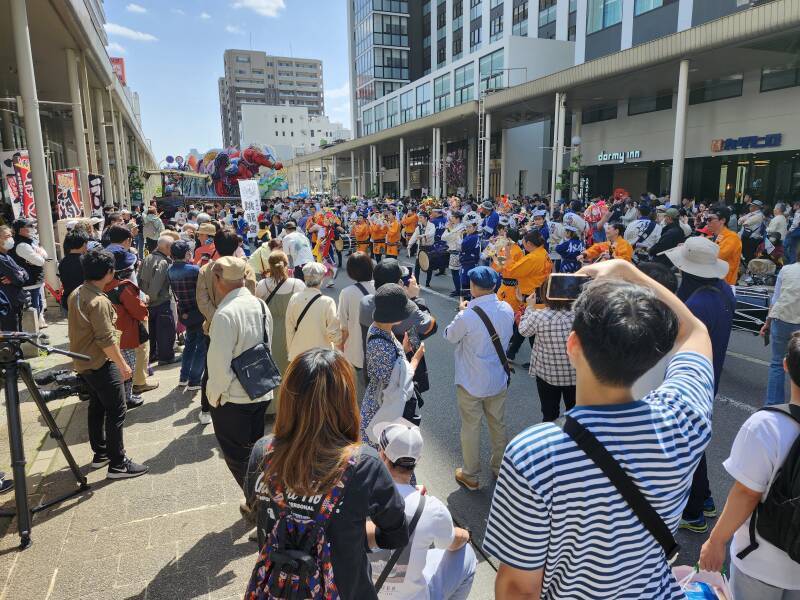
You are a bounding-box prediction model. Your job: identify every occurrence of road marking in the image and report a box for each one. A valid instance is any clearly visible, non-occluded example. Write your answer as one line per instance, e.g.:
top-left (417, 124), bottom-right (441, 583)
top-left (726, 351), bottom-right (769, 367)
top-left (716, 394), bottom-right (757, 415)
top-left (420, 285), bottom-right (458, 303)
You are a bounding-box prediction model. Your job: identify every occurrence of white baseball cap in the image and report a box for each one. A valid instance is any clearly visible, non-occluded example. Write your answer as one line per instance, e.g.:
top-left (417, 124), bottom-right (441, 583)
top-left (373, 419), bottom-right (423, 468)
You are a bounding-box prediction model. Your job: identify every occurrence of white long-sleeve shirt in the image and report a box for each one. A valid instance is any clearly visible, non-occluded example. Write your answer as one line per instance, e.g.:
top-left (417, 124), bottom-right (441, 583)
top-left (281, 231), bottom-right (314, 268)
top-left (285, 288), bottom-right (341, 361)
top-left (207, 288), bottom-right (273, 406)
top-left (408, 222), bottom-right (435, 252)
top-left (14, 241), bottom-right (47, 290)
top-left (440, 224), bottom-right (464, 252)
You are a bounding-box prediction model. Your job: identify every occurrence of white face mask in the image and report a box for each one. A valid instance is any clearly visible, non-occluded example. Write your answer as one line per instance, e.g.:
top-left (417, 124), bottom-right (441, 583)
top-left (3, 238), bottom-right (14, 251)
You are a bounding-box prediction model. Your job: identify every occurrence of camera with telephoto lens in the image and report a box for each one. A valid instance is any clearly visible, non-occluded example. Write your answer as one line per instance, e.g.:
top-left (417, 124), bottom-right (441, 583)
top-left (33, 370), bottom-right (91, 403)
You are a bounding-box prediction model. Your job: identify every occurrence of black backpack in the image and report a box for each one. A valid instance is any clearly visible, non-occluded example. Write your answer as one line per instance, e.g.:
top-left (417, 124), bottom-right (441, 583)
top-left (736, 403), bottom-right (800, 563)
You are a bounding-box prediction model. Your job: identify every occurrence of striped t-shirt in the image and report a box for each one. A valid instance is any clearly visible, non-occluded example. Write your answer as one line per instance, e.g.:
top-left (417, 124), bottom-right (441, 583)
top-left (483, 352), bottom-right (714, 599)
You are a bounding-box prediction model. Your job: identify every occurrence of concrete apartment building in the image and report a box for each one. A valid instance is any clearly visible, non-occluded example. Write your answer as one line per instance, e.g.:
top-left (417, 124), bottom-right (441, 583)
top-left (0, 0), bottom-right (157, 286)
top-left (288, 0), bottom-right (795, 208)
top-left (239, 104), bottom-right (351, 164)
top-left (218, 50), bottom-right (324, 148)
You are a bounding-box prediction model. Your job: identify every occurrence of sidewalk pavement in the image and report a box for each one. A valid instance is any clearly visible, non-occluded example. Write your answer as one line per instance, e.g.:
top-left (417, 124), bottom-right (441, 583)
top-left (0, 316), bottom-right (254, 600)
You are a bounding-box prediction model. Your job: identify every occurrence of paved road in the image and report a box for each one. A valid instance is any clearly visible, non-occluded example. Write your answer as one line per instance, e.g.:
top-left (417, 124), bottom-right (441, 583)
top-left (322, 255), bottom-right (774, 597)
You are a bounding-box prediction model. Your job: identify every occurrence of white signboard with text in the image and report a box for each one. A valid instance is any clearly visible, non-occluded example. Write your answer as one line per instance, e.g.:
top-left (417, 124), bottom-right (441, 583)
top-left (238, 179), bottom-right (260, 239)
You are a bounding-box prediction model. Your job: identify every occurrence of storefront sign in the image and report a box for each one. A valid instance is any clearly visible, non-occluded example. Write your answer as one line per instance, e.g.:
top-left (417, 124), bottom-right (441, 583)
top-left (238, 179), bottom-right (260, 238)
top-left (1, 150), bottom-right (35, 218)
top-left (596, 150), bottom-right (642, 163)
top-left (55, 169), bottom-right (83, 219)
top-left (88, 173), bottom-right (105, 215)
top-left (711, 133), bottom-right (782, 153)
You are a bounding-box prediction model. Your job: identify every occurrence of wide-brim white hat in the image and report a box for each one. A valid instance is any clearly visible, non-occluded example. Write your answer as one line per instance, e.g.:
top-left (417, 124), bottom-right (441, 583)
top-left (662, 236), bottom-right (729, 279)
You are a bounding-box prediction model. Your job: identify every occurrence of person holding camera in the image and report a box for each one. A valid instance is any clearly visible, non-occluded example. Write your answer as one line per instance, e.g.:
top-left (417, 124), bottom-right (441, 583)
top-left (68, 250), bottom-right (149, 479)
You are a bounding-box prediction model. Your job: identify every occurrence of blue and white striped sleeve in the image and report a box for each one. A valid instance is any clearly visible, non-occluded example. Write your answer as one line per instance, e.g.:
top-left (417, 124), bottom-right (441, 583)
top-left (649, 351), bottom-right (715, 425)
top-left (483, 450), bottom-right (550, 570)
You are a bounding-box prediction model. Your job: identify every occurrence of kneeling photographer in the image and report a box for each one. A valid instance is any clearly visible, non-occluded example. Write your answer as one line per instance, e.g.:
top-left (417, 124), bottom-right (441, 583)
top-left (67, 249), bottom-right (148, 480)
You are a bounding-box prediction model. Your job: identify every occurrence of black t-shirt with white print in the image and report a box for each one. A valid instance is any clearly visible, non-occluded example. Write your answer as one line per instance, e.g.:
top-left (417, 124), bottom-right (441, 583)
top-left (244, 435), bottom-right (409, 599)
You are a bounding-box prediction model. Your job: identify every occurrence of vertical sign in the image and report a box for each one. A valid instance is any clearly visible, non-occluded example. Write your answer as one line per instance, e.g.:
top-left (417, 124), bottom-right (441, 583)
top-left (1, 150), bottom-right (35, 218)
top-left (238, 179), bottom-right (260, 239)
top-left (110, 57), bottom-right (126, 85)
top-left (88, 173), bottom-right (105, 215)
top-left (54, 169), bottom-right (83, 219)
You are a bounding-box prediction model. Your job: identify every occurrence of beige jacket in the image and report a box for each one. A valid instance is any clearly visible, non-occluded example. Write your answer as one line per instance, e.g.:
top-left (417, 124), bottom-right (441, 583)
top-left (206, 287), bottom-right (273, 406)
top-left (196, 258), bottom-right (257, 333)
top-left (285, 288), bottom-right (341, 361)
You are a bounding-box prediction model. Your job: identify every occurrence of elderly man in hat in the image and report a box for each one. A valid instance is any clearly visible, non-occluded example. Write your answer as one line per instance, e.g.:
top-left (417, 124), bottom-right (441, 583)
top-left (738, 199), bottom-right (766, 263)
top-left (444, 266), bottom-right (514, 491)
top-left (650, 207), bottom-right (686, 265)
top-left (206, 256), bottom-right (273, 489)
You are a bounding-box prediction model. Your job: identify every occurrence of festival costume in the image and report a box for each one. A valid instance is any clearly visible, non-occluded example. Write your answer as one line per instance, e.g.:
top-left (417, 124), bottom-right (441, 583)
top-left (715, 226), bottom-right (743, 285)
top-left (493, 243), bottom-right (526, 311)
top-left (499, 246), bottom-right (552, 311)
top-left (353, 222), bottom-right (371, 253)
top-left (401, 213), bottom-right (419, 244)
top-left (385, 220), bottom-right (402, 257)
top-left (555, 238), bottom-right (585, 273)
top-left (459, 232), bottom-right (481, 297)
top-left (370, 221), bottom-right (388, 257)
top-left (583, 238), bottom-right (634, 263)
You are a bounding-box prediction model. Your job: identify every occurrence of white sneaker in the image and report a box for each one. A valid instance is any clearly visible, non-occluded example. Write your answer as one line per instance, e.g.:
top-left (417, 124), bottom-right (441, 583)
top-left (178, 380), bottom-right (188, 387)
top-left (198, 411), bottom-right (212, 425)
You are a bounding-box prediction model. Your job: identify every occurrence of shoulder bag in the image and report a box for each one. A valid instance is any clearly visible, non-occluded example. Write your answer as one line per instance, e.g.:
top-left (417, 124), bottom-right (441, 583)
top-left (231, 301), bottom-right (281, 400)
top-left (293, 293), bottom-right (323, 333)
top-left (472, 306), bottom-right (513, 386)
top-left (355, 282), bottom-right (370, 296)
top-left (264, 278), bottom-right (286, 306)
top-left (556, 415), bottom-right (680, 561)
top-left (375, 494), bottom-right (427, 592)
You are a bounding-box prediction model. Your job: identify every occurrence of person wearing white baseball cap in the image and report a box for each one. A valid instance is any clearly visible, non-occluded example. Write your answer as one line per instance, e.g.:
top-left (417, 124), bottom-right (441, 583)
top-left (367, 419), bottom-right (476, 600)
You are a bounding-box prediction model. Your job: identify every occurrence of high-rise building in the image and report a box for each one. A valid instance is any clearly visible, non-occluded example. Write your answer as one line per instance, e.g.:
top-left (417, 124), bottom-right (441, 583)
top-left (218, 50), bottom-right (324, 148)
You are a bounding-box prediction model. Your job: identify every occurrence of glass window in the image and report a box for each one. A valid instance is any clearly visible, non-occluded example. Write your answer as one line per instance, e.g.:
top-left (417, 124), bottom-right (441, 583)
top-left (470, 20), bottom-right (482, 51)
top-left (761, 65), bottom-right (800, 93)
top-left (587, 0), bottom-right (622, 34)
top-left (538, 0), bottom-right (557, 27)
top-left (454, 63), bottom-right (474, 104)
top-left (689, 74), bottom-right (744, 105)
top-left (387, 97), bottom-right (400, 127)
top-left (490, 13), bottom-right (503, 42)
top-left (480, 49), bottom-right (504, 91)
top-left (400, 90), bottom-right (414, 123)
top-left (434, 73), bottom-right (451, 112)
top-left (628, 92), bottom-right (672, 116)
top-left (363, 108), bottom-right (374, 135)
top-left (634, 0), bottom-right (676, 16)
top-left (582, 103), bottom-right (618, 124)
top-left (416, 83), bottom-right (432, 118)
top-left (374, 103), bottom-right (386, 131)
top-left (512, 1), bottom-right (529, 36)
top-left (569, 0), bottom-right (577, 11)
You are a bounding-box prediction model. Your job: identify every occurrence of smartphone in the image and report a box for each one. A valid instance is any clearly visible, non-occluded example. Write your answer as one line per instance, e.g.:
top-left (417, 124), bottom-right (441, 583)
top-left (546, 273), bottom-right (590, 301)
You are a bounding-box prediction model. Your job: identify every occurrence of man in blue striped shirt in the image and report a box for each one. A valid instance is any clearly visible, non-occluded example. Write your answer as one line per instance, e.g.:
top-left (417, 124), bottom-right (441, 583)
top-left (484, 259), bottom-right (714, 599)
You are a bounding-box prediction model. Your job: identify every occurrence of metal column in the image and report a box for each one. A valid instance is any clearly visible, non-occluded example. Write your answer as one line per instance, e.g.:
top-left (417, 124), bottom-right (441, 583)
top-left (79, 53), bottom-right (97, 173)
top-left (399, 138), bottom-right (405, 198)
top-left (483, 112), bottom-right (492, 202)
top-left (94, 89), bottom-right (113, 206)
top-left (571, 110), bottom-right (582, 200)
top-left (549, 92), bottom-right (563, 213)
top-left (116, 110), bottom-right (130, 207)
top-left (670, 60), bottom-right (690, 204)
top-left (554, 93), bottom-right (567, 206)
top-left (370, 145), bottom-right (377, 193)
top-left (10, 0), bottom-right (57, 286)
top-left (350, 150), bottom-right (356, 196)
top-left (66, 48), bottom-right (92, 217)
top-left (108, 89), bottom-right (125, 206)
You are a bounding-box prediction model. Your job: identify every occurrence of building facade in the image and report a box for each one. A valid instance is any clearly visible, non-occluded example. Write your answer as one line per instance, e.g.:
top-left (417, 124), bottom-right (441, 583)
top-left (292, 0), bottom-right (792, 207)
top-left (238, 104), bottom-right (351, 162)
top-left (218, 50), bottom-right (324, 148)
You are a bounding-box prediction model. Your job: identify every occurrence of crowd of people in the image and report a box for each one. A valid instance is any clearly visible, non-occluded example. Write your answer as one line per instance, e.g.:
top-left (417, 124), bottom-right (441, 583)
top-left (1, 185), bottom-right (799, 599)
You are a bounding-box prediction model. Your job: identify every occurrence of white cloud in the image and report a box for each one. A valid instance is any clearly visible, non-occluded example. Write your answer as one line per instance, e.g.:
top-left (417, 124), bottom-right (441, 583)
top-left (126, 3), bottom-right (147, 13)
top-left (324, 82), bottom-right (352, 129)
top-left (200, 12), bottom-right (211, 19)
top-left (231, 0), bottom-right (286, 18)
top-left (225, 24), bottom-right (245, 35)
top-left (106, 42), bottom-right (127, 55)
top-left (105, 23), bottom-right (158, 42)
top-left (325, 82), bottom-right (350, 100)
top-left (171, 8), bottom-right (186, 15)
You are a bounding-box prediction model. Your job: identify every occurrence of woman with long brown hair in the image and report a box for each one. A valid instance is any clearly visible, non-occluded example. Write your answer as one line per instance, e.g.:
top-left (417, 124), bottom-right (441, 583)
top-left (244, 348), bottom-right (408, 599)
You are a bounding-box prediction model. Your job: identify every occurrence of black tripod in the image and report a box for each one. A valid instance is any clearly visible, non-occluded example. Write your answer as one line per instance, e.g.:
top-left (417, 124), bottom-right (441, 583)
top-left (0, 332), bottom-right (90, 549)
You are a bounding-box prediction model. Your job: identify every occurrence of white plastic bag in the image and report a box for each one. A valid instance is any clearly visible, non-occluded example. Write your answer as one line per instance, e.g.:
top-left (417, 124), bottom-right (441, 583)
top-left (672, 566), bottom-right (733, 600)
top-left (367, 356), bottom-right (414, 445)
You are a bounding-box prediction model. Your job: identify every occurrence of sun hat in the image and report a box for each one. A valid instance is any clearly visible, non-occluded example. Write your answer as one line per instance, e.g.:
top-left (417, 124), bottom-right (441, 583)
top-left (214, 256), bottom-right (247, 280)
top-left (662, 236), bottom-right (729, 279)
top-left (373, 283), bottom-right (415, 323)
top-left (198, 223), bottom-right (216, 236)
top-left (373, 419), bottom-right (423, 468)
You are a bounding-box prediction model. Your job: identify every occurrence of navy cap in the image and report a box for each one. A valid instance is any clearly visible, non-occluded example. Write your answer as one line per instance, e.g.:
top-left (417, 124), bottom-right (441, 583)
top-left (170, 240), bottom-right (191, 260)
top-left (468, 265), bottom-right (499, 290)
top-left (112, 249), bottom-right (137, 271)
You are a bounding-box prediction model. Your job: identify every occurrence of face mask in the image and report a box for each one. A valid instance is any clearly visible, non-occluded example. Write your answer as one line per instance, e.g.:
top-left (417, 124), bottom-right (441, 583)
top-left (3, 238), bottom-right (14, 251)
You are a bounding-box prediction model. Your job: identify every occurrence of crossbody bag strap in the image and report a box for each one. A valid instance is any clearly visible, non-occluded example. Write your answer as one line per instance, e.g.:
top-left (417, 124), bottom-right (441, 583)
top-left (355, 282), bottom-right (369, 296)
top-left (264, 278), bottom-right (285, 306)
top-left (471, 306), bottom-right (513, 385)
top-left (259, 300), bottom-right (268, 346)
top-left (375, 494), bottom-right (427, 592)
top-left (294, 293), bottom-right (322, 333)
top-left (557, 415), bottom-right (680, 561)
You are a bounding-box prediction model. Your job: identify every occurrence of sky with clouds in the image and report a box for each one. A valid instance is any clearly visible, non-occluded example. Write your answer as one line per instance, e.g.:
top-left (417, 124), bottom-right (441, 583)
top-left (104, 1), bottom-right (350, 162)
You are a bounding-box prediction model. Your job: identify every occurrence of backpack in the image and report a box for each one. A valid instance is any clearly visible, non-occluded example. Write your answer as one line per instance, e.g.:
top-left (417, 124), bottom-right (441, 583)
top-left (736, 404), bottom-right (800, 563)
top-left (245, 442), bottom-right (356, 599)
